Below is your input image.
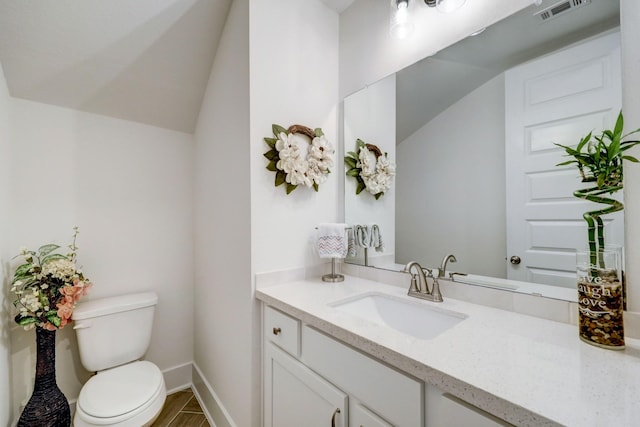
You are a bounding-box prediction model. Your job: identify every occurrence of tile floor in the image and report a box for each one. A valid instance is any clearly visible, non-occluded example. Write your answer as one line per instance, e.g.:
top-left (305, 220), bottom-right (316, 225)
top-left (151, 389), bottom-right (210, 427)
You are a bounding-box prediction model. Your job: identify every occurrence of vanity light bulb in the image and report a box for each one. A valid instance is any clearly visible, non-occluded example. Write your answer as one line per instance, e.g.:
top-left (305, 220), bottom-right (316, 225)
top-left (436, 0), bottom-right (467, 13)
top-left (390, 0), bottom-right (415, 39)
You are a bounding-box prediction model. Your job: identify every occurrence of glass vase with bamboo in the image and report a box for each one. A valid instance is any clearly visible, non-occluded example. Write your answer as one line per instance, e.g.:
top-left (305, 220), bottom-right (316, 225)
top-left (556, 111), bottom-right (640, 348)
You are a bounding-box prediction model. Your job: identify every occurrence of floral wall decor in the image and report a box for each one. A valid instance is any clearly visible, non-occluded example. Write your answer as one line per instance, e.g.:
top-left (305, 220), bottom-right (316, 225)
top-left (345, 138), bottom-right (396, 199)
top-left (264, 124), bottom-right (335, 194)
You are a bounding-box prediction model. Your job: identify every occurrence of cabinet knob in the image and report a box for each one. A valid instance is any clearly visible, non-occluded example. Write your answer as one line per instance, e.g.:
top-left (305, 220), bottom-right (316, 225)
top-left (331, 408), bottom-right (341, 427)
top-left (510, 255), bottom-right (521, 265)
top-left (272, 327), bottom-right (282, 336)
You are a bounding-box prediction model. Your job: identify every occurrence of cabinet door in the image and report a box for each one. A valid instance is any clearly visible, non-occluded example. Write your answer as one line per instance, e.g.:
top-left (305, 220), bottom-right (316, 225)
top-left (264, 343), bottom-right (347, 427)
top-left (302, 325), bottom-right (423, 426)
top-left (351, 402), bottom-right (393, 427)
top-left (426, 386), bottom-right (514, 427)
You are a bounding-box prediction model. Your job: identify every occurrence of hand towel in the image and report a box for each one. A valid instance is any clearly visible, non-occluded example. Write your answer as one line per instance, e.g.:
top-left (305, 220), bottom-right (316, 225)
top-left (354, 225), bottom-right (370, 248)
top-left (370, 224), bottom-right (384, 253)
top-left (347, 227), bottom-right (357, 257)
top-left (317, 223), bottom-right (348, 259)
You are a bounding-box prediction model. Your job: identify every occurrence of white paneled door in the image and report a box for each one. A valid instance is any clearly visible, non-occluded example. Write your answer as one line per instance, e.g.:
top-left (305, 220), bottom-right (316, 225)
top-left (505, 31), bottom-right (622, 287)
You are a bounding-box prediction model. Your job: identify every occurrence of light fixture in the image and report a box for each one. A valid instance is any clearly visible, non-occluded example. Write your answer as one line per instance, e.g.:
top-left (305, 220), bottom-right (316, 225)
top-left (425, 0), bottom-right (467, 13)
top-left (390, 0), bottom-right (415, 39)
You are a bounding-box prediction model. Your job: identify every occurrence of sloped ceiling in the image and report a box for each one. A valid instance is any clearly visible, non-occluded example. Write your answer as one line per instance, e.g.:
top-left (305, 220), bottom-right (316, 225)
top-left (321, 0), bottom-right (355, 13)
top-left (0, 0), bottom-right (354, 134)
top-left (0, 0), bottom-right (232, 133)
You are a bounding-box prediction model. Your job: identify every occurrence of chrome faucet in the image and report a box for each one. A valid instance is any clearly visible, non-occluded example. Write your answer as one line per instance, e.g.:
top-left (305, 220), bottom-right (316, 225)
top-left (403, 261), bottom-right (443, 302)
top-left (438, 254), bottom-right (457, 279)
top-left (404, 261), bottom-right (427, 293)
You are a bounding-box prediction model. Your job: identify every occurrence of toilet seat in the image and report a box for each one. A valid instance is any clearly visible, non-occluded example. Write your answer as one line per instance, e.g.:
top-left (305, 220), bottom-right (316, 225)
top-left (75, 361), bottom-right (166, 426)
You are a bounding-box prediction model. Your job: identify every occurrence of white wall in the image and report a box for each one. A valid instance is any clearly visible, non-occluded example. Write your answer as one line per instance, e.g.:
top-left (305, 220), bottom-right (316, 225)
top-left (193, 1), bottom-right (339, 425)
top-left (621, 0), bottom-right (640, 312)
top-left (193, 0), bottom-right (253, 425)
top-left (396, 75), bottom-right (506, 276)
top-left (250, 0), bottom-right (340, 274)
top-left (8, 99), bottom-right (194, 417)
top-left (339, 0), bottom-right (534, 98)
top-left (0, 61), bottom-right (12, 427)
top-left (344, 74), bottom-right (396, 266)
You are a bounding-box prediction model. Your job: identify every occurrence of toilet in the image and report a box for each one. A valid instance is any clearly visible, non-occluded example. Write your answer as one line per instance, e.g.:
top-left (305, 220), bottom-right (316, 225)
top-left (72, 292), bottom-right (166, 427)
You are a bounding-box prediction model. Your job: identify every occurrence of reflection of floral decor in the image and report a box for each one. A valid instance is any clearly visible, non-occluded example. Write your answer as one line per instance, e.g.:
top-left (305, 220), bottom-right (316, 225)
top-left (345, 138), bottom-right (396, 200)
top-left (10, 227), bottom-right (93, 331)
top-left (264, 124), bottom-right (335, 194)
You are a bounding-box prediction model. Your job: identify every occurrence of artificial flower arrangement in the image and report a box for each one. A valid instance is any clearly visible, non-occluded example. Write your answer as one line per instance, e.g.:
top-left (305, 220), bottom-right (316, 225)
top-left (345, 138), bottom-right (396, 200)
top-left (10, 227), bottom-right (92, 331)
top-left (264, 123), bottom-right (335, 194)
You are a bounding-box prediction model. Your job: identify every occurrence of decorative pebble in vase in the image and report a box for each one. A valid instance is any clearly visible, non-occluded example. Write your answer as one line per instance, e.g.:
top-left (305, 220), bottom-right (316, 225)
top-left (576, 249), bottom-right (625, 349)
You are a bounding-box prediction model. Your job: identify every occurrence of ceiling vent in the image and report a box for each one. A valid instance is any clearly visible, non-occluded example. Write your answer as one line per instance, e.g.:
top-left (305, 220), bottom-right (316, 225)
top-left (535, 0), bottom-right (591, 22)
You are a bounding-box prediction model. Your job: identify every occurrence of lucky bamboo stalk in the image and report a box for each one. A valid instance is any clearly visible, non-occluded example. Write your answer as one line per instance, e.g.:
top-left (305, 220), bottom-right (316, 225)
top-left (556, 111), bottom-right (640, 274)
top-left (573, 185), bottom-right (622, 269)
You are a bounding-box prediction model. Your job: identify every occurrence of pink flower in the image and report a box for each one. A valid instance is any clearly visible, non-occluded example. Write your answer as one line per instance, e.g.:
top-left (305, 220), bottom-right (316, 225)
top-left (60, 286), bottom-right (76, 297)
top-left (57, 301), bottom-right (74, 322)
top-left (60, 281), bottom-right (92, 303)
top-left (43, 322), bottom-right (56, 331)
top-left (77, 281), bottom-right (93, 298)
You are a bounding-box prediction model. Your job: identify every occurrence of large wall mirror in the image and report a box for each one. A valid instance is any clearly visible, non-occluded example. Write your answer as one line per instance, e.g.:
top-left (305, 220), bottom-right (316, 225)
top-left (344, 0), bottom-right (621, 301)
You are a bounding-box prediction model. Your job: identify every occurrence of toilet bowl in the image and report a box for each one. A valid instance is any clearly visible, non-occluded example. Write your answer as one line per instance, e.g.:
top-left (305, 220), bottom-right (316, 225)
top-left (72, 293), bottom-right (166, 426)
top-left (74, 361), bottom-right (166, 426)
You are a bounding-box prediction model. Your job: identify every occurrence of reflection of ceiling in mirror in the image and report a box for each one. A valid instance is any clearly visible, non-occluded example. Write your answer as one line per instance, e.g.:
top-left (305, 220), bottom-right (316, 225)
top-left (396, 0), bottom-right (619, 143)
top-left (320, 0), bottom-right (356, 13)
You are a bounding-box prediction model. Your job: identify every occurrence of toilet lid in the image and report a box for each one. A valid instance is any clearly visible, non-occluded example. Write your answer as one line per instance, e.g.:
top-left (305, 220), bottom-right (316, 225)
top-left (78, 361), bottom-right (163, 418)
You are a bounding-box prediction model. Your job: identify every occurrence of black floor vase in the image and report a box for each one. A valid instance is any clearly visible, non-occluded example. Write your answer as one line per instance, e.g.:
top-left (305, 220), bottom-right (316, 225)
top-left (18, 326), bottom-right (71, 427)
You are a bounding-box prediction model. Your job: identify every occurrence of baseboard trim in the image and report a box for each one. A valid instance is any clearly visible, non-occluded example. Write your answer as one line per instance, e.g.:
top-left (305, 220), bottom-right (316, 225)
top-left (192, 363), bottom-right (237, 427)
top-left (162, 361), bottom-right (193, 394)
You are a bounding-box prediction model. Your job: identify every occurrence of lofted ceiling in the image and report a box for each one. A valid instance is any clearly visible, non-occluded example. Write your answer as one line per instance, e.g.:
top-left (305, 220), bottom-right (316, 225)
top-left (0, 0), bottom-right (354, 134)
top-left (0, 0), bottom-right (232, 134)
top-left (320, 0), bottom-right (355, 13)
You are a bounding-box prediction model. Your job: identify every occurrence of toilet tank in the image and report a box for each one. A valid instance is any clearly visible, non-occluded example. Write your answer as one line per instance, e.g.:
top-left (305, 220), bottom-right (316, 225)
top-left (72, 292), bottom-right (158, 372)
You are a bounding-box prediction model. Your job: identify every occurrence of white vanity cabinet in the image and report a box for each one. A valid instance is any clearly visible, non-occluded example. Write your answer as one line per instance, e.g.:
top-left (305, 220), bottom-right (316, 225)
top-left (262, 304), bottom-right (513, 427)
top-left (264, 306), bottom-right (347, 427)
top-left (264, 344), bottom-right (347, 427)
top-left (351, 402), bottom-right (394, 427)
top-left (264, 305), bottom-right (408, 427)
top-left (425, 386), bottom-right (513, 427)
top-left (301, 324), bottom-right (423, 427)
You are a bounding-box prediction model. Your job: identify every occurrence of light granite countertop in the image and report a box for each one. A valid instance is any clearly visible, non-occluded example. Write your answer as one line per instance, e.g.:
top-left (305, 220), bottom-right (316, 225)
top-left (255, 275), bottom-right (640, 427)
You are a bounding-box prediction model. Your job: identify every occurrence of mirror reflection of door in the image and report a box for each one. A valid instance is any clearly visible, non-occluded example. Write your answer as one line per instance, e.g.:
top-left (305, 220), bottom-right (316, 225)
top-left (505, 30), bottom-right (622, 287)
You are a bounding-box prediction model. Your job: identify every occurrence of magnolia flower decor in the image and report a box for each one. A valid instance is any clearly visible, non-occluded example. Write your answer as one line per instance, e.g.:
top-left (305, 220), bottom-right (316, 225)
top-left (264, 124), bottom-right (335, 194)
top-left (10, 227), bottom-right (93, 331)
top-left (345, 138), bottom-right (396, 199)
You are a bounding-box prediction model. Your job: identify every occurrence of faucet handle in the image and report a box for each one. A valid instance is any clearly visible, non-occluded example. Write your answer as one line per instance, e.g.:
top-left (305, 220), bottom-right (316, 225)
top-left (410, 274), bottom-right (421, 292)
top-left (431, 277), bottom-right (444, 302)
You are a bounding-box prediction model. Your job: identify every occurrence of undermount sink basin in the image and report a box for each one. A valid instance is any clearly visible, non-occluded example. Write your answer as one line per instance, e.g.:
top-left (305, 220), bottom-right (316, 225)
top-left (331, 293), bottom-right (466, 340)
